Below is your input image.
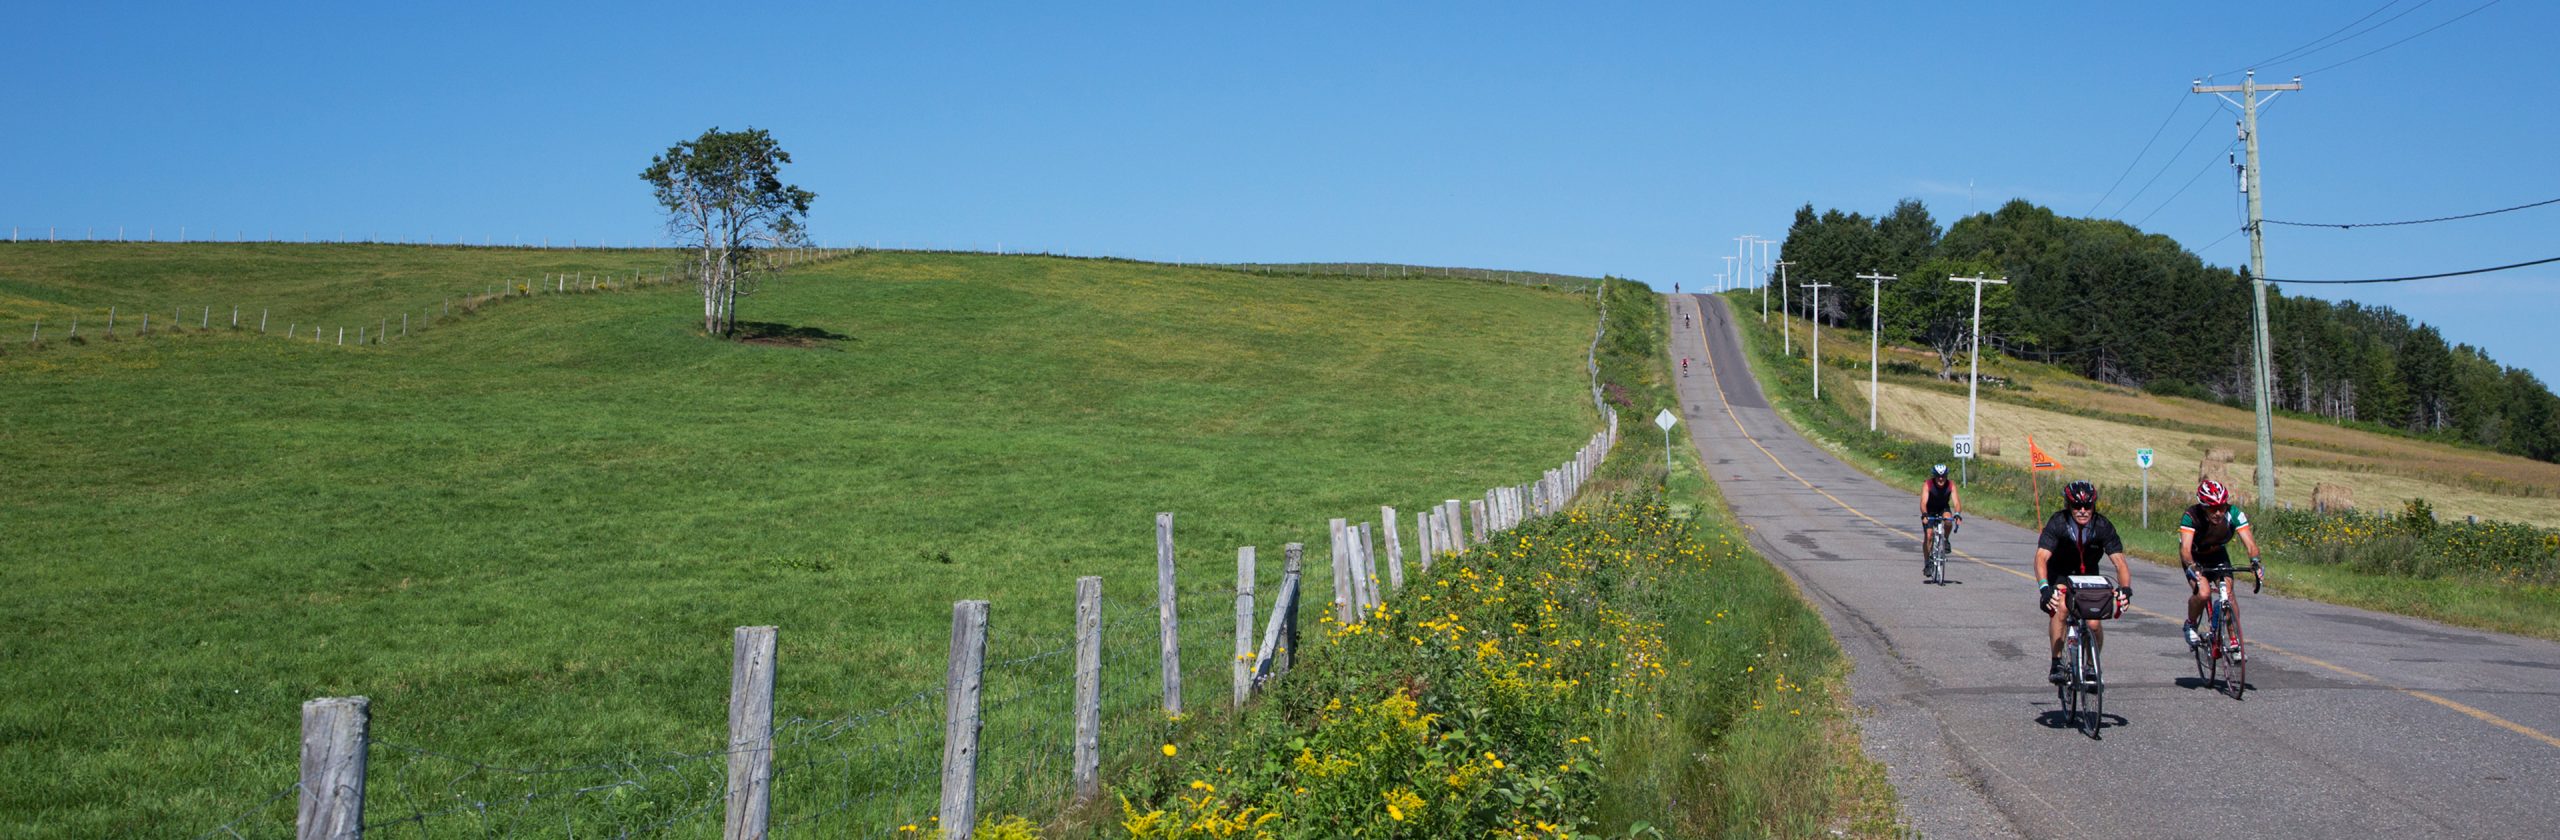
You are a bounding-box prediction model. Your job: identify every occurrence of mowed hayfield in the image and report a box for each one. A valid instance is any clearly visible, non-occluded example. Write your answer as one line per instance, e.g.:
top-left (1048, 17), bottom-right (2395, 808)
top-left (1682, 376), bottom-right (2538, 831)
top-left (1783, 316), bottom-right (2560, 526)
top-left (0, 245), bottom-right (1603, 835)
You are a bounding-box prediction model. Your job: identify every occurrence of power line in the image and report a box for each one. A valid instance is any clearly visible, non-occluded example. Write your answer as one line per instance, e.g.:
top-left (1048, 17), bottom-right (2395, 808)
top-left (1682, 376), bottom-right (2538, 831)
top-left (2215, 0), bottom-right (2413, 78)
top-left (2086, 94), bottom-right (2190, 217)
top-left (2107, 105), bottom-right (2224, 219)
top-left (2296, 0), bottom-right (2504, 77)
top-left (2263, 194), bottom-right (2560, 229)
top-left (2266, 255), bottom-right (2560, 284)
top-left (2135, 142), bottom-right (2241, 228)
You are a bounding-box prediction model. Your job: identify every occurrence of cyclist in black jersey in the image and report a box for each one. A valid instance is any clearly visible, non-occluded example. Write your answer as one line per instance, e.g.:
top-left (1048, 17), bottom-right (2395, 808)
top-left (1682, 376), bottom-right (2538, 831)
top-left (2034, 480), bottom-right (2131, 684)
top-left (1920, 463), bottom-right (1962, 573)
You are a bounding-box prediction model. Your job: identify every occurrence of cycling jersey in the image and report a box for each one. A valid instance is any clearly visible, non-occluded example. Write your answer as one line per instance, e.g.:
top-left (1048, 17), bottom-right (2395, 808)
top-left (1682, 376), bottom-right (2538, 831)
top-left (2180, 504), bottom-right (2253, 572)
top-left (2035, 509), bottom-right (2124, 585)
top-left (1923, 477), bottom-right (1954, 516)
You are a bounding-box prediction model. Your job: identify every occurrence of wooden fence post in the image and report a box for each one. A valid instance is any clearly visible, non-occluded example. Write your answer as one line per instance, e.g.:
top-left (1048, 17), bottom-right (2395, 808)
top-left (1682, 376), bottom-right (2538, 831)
top-left (1253, 544), bottom-right (1303, 686)
top-left (297, 696), bottom-right (368, 840)
top-left (1380, 507), bottom-right (1404, 591)
top-left (1470, 500), bottom-right (1488, 544)
top-left (1072, 577), bottom-right (1102, 801)
top-left (1415, 510), bottom-right (1434, 572)
top-left (1233, 546), bottom-right (1255, 709)
top-left (940, 603), bottom-right (988, 839)
top-left (1356, 523), bottom-right (1379, 605)
top-left (1443, 500), bottom-right (1465, 553)
top-left (1341, 514), bottom-right (1361, 627)
top-left (725, 626), bottom-right (778, 840)
top-left (1156, 512), bottom-right (1181, 717)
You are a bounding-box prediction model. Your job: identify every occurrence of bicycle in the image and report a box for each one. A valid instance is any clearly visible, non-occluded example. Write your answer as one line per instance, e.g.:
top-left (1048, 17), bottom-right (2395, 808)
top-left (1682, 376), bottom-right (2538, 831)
top-left (2055, 575), bottom-right (2117, 738)
top-left (2190, 561), bottom-right (2263, 699)
top-left (1920, 514), bottom-right (1959, 585)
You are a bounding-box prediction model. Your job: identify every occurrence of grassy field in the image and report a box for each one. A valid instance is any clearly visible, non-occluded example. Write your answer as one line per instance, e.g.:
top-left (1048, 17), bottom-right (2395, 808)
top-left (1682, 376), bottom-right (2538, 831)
top-left (1768, 306), bottom-right (2560, 522)
top-left (0, 245), bottom-right (1608, 836)
top-left (1724, 292), bottom-right (2560, 641)
top-left (0, 241), bottom-right (686, 339)
top-left (1092, 281), bottom-right (1898, 838)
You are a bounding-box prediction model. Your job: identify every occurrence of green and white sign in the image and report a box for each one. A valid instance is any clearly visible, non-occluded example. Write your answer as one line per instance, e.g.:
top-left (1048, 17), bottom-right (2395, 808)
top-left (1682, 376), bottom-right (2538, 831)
top-left (2136, 448), bottom-right (2155, 470)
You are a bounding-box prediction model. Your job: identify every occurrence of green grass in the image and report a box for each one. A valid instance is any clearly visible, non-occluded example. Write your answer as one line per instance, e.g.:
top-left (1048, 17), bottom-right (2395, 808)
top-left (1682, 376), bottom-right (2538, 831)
top-left (0, 241), bottom-right (689, 335)
top-left (1718, 291), bottom-right (2560, 643)
top-left (1094, 283), bottom-right (1900, 838)
top-left (0, 246), bottom-right (1606, 836)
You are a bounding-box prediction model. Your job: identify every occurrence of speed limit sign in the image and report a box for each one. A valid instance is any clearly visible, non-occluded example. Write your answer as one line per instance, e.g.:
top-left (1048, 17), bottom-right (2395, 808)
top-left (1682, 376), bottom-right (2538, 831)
top-left (1952, 434), bottom-right (1975, 460)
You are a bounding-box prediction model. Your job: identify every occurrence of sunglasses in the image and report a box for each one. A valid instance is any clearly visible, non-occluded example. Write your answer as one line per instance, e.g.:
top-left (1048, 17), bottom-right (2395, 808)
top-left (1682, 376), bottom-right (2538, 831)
top-left (2068, 503), bottom-right (2095, 511)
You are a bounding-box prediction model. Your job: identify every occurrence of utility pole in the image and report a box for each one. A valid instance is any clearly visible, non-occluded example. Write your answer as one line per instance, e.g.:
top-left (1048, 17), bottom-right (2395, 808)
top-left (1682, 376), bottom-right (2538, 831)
top-left (1722, 255), bottom-right (1736, 294)
top-left (1948, 275), bottom-right (2009, 484)
top-left (1803, 282), bottom-right (1832, 400)
top-left (2195, 70), bottom-right (2299, 508)
top-left (1735, 235), bottom-right (1754, 295)
top-left (1858, 271), bottom-right (1898, 431)
top-left (1756, 237), bottom-right (1773, 291)
top-left (1774, 260), bottom-right (1792, 340)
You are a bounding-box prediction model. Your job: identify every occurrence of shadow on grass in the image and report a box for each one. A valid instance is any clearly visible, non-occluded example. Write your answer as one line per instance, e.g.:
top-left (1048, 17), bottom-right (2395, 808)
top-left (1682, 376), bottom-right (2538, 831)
top-left (731, 321), bottom-right (852, 349)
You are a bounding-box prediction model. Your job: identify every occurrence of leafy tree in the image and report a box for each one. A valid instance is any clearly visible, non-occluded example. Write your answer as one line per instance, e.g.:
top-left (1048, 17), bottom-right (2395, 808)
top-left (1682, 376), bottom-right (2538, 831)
top-left (641, 127), bottom-right (816, 337)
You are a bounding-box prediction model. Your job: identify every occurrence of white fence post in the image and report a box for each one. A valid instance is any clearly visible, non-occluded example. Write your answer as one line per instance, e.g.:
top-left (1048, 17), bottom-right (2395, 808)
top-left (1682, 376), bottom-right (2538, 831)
top-left (1380, 506), bottom-right (1404, 591)
top-left (1233, 546), bottom-right (1255, 709)
top-left (1072, 577), bottom-right (1102, 801)
top-left (297, 696), bottom-right (368, 840)
top-left (940, 603), bottom-right (988, 838)
top-left (1156, 512), bottom-right (1181, 717)
top-left (724, 626), bottom-right (777, 840)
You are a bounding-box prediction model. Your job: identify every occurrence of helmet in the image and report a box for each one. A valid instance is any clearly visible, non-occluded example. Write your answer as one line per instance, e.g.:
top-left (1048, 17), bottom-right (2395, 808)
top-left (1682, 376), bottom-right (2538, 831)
top-left (2198, 478), bottom-right (2229, 506)
top-left (1932, 463), bottom-right (1949, 477)
top-left (2064, 480), bottom-right (2098, 508)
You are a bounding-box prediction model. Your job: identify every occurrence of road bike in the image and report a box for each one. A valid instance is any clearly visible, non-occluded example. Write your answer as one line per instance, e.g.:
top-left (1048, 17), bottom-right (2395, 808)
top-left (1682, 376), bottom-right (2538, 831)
top-left (2055, 576), bottom-right (2117, 738)
top-left (2190, 561), bottom-right (2263, 699)
top-left (1920, 514), bottom-right (1959, 585)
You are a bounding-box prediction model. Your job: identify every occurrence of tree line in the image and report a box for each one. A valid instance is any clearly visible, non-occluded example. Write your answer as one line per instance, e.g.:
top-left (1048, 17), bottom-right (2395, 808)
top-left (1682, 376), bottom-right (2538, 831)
top-left (1774, 198), bottom-right (2560, 463)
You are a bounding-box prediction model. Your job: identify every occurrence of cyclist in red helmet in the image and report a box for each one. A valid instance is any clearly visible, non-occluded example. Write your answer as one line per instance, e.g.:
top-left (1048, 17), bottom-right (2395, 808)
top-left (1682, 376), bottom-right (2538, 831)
top-left (2180, 478), bottom-right (2263, 646)
top-left (2034, 480), bottom-right (2131, 684)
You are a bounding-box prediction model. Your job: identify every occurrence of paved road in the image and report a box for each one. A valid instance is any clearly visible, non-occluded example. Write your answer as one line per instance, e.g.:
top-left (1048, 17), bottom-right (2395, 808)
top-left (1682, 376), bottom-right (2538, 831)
top-left (1669, 294), bottom-right (2560, 839)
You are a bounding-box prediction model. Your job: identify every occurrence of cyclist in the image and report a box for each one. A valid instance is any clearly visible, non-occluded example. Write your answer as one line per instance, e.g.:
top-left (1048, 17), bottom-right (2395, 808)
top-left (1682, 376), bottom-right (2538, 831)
top-left (2180, 478), bottom-right (2263, 646)
top-left (1681, 357), bottom-right (1690, 376)
top-left (2034, 480), bottom-right (2131, 684)
top-left (1919, 463), bottom-right (1963, 574)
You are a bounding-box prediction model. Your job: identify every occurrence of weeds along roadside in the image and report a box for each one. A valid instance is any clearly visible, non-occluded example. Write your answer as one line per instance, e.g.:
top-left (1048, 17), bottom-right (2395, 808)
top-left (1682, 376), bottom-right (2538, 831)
top-left (1716, 291), bottom-right (2560, 642)
top-left (1088, 282), bottom-right (1898, 838)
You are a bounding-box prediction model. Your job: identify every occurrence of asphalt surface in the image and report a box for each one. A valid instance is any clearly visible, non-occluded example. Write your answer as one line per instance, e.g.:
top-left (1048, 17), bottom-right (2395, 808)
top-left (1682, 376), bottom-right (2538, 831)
top-left (1669, 294), bottom-right (2560, 839)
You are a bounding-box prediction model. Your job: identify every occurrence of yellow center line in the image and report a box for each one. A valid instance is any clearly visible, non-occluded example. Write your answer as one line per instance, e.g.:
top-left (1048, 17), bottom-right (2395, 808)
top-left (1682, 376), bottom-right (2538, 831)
top-left (1680, 296), bottom-right (2560, 753)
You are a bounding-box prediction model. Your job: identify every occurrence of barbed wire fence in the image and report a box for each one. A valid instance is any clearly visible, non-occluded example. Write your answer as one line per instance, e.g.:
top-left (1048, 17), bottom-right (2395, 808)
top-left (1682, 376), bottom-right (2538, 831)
top-left (2, 246), bottom-right (856, 356)
top-left (176, 278), bottom-right (1620, 840)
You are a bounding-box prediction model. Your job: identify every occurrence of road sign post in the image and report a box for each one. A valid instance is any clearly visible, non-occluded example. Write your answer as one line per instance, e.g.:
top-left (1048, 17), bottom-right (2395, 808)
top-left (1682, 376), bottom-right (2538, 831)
top-left (1655, 409), bottom-right (1678, 481)
top-left (1952, 434), bottom-right (1974, 485)
top-left (2137, 448), bottom-right (2155, 528)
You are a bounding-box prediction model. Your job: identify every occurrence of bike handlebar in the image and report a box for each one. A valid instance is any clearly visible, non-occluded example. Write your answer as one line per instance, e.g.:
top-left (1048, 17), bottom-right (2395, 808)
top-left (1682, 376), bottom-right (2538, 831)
top-left (2194, 562), bottom-right (2266, 594)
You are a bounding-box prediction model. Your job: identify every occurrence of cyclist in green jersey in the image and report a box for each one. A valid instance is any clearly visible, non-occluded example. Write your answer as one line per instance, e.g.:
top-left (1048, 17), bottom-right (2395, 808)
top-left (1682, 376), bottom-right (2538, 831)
top-left (2180, 478), bottom-right (2264, 646)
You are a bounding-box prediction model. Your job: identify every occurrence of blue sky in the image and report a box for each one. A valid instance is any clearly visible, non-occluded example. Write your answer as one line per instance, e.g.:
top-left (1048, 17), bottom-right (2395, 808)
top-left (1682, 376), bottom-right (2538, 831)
top-left (7, 1), bottom-right (2553, 377)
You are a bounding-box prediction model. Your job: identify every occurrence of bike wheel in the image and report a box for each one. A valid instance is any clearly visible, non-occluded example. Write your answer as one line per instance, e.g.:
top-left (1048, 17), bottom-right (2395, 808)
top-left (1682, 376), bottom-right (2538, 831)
top-left (2056, 639), bottom-right (2078, 722)
top-left (2226, 599), bottom-right (2248, 700)
top-left (2086, 645), bottom-right (2105, 738)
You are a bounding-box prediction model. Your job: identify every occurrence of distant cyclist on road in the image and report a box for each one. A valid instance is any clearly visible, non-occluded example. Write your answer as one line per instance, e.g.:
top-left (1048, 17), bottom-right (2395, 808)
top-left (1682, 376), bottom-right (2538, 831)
top-left (1920, 463), bottom-right (1963, 572)
top-left (2035, 480), bottom-right (2131, 684)
top-left (2180, 478), bottom-right (2263, 646)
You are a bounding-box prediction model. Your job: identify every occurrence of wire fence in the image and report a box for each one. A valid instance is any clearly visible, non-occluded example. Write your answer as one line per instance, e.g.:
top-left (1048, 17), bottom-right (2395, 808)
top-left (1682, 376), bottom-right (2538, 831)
top-left (172, 276), bottom-right (1620, 839)
top-left (3, 247), bottom-right (857, 356)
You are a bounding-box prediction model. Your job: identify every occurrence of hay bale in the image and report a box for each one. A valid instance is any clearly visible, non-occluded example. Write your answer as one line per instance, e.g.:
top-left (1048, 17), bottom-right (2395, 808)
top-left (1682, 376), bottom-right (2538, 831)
top-left (2312, 483), bottom-right (2355, 513)
top-left (2204, 447), bottom-right (2235, 465)
top-left (1980, 435), bottom-right (2002, 456)
top-left (2066, 441), bottom-right (2089, 457)
top-left (2199, 458), bottom-right (2232, 484)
